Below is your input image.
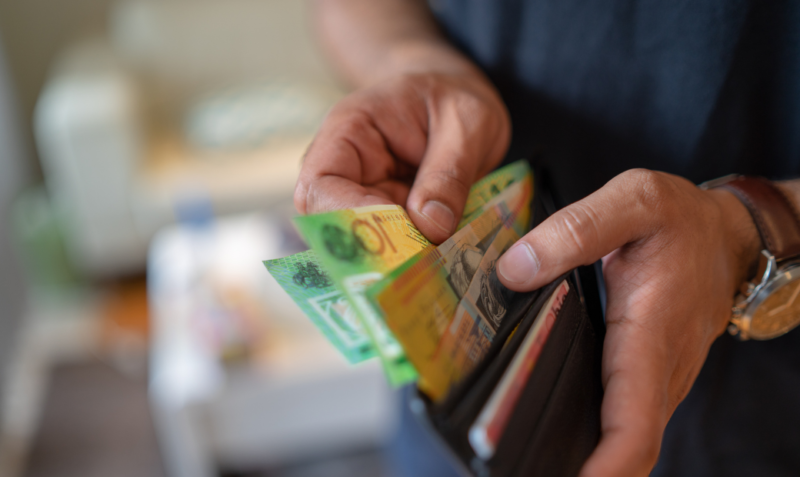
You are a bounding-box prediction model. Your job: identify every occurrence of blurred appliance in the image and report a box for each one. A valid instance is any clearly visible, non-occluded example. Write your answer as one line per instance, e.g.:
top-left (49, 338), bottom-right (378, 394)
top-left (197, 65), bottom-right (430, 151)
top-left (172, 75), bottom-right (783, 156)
top-left (34, 0), bottom-right (344, 278)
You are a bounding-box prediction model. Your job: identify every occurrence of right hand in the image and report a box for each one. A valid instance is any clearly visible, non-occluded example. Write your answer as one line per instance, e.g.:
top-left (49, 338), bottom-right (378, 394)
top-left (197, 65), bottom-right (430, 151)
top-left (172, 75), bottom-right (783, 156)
top-left (294, 72), bottom-right (511, 244)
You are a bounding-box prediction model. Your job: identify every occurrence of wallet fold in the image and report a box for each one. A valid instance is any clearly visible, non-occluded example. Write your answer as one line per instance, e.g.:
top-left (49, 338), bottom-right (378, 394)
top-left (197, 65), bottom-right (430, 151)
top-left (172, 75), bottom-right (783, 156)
top-left (411, 166), bottom-right (606, 476)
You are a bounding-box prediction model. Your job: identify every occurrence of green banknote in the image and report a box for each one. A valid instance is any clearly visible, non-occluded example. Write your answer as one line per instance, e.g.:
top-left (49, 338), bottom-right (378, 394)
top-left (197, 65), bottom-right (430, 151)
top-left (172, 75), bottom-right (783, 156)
top-left (458, 160), bottom-right (531, 230)
top-left (370, 174), bottom-right (534, 305)
top-left (367, 176), bottom-right (533, 399)
top-left (293, 205), bottom-right (431, 386)
top-left (264, 250), bottom-right (376, 363)
top-left (266, 161), bottom-right (530, 384)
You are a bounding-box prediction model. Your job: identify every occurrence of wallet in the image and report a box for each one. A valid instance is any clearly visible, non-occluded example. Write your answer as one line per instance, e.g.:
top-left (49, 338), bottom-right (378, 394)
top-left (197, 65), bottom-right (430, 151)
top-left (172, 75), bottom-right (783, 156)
top-left (411, 167), bottom-right (607, 477)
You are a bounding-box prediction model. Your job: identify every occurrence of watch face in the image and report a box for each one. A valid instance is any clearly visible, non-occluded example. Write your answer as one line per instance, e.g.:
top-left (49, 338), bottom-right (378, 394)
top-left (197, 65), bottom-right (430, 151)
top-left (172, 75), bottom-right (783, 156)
top-left (749, 268), bottom-right (800, 340)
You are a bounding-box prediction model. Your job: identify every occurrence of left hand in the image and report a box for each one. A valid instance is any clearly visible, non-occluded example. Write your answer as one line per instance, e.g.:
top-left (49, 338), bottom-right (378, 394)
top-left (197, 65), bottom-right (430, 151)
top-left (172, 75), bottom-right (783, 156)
top-left (497, 169), bottom-right (761, 476)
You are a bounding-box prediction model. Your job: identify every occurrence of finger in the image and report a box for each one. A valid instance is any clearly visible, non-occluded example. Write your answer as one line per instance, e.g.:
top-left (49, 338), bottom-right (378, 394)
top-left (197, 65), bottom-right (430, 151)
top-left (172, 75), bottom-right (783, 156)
top-left (579, 317), bottom-right (670, 477)
top-left (299, 175), bottom-right (407, 212)
top-left (295, 93), bottom-right (428, 214)
top-left (497, 169), bottom-right (669, 291)
top-left (406, 94), bottom-right (508, 243)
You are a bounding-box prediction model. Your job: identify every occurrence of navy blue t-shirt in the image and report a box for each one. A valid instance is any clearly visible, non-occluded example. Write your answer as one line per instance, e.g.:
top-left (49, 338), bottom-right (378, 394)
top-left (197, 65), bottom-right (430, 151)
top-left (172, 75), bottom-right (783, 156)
top-left (429, 1), bottom-right (800, 475)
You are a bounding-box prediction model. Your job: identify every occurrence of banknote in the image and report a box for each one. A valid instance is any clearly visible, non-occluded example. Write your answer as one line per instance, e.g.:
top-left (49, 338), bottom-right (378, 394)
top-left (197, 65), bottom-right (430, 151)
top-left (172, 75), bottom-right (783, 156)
top-left (267, 163), bottom-right (531, 383)
top-left (464, 172), bottom-right (533, 239)
top-left (429, 225), bottom-right (521, 399)
top-left (369, 178), bottom-right (532, 399)
top-left (293, 205), bottom-right (431, 386)
top-left (458, 160), bottom-right (531, 230)
top-left (456, 224), bottom-right (521, 334)
top-left (372, 175), bottom-right (532, 305)
top-left (381, 224), bottom-right (521, 400)
top-left (264, 251), bottom-right (376, 364)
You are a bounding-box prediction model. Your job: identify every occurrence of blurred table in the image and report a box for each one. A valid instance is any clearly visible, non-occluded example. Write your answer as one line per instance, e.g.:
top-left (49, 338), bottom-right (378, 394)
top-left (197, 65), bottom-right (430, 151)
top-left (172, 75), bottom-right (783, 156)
top-left (147, 211), bottom-right (397, 477)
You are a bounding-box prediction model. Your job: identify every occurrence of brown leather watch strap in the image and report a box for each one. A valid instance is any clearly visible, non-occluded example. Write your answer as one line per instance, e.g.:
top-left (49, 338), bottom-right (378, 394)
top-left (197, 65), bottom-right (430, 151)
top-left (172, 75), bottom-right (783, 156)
top-left (719, 176), bottom-right (800, 260)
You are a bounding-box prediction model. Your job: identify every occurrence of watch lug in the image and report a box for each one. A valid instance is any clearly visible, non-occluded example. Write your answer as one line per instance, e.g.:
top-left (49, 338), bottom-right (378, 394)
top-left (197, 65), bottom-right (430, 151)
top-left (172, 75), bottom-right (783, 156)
top-left (743, 250), bottom-right (778, 297)
top-left (731, 250), bottom-right (776, 342)
top-left (760, 250), bottom-right (779, 282)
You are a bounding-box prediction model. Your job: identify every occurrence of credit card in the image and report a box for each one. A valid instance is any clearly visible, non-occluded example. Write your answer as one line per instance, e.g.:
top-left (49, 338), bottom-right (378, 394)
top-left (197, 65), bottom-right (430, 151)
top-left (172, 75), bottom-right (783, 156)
top-left (468, 280), bottom-right (570, 460)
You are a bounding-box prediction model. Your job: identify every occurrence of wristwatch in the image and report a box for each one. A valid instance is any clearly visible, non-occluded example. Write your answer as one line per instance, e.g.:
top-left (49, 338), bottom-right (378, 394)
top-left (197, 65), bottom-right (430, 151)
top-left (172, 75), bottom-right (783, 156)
top-left (702, 175), bottom-right (800, 340)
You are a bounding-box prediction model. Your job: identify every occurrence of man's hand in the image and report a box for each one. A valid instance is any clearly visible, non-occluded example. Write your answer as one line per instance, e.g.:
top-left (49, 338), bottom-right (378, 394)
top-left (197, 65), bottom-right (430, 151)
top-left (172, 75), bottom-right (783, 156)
top-left (298, 0), bottom-right (510, 244)
top-left (497, 169), bottom-right (761, 476)
top-left (295, 72), bottom-right (509, 243)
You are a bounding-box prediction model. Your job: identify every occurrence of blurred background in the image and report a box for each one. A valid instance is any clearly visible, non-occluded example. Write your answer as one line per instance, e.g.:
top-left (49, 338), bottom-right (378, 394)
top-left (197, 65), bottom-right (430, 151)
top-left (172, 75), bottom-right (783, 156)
top-left (0, 1), bottom-right (404, 476)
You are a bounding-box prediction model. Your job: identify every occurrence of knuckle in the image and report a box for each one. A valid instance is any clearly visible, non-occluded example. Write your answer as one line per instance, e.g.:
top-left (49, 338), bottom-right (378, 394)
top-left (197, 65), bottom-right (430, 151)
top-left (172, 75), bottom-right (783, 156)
top-left (332, 108), bottom-right (373, 139)
top-left (425, 168), bottom-right (471, 200)
top-left (624, 169), bottom-right (673, 214)
top-left (553, 203), bottom-right (602, 258)
top-left (294, 172), bottom-right (330, 215)
top-left (295, 176), bottom-right (319, 214)
top-left (293, 182), bottom-right (307, 213)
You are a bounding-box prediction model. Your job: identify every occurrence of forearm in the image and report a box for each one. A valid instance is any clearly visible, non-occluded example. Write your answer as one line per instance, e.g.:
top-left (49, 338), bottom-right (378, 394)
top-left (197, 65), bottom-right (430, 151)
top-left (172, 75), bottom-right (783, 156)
top-left (312, 0), bottom-right (483, 87)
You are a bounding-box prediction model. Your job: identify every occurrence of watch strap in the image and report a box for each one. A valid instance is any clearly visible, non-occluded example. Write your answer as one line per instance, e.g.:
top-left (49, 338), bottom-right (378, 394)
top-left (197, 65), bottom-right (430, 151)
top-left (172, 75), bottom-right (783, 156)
top-left (719, 176), bottom-right (800, 260)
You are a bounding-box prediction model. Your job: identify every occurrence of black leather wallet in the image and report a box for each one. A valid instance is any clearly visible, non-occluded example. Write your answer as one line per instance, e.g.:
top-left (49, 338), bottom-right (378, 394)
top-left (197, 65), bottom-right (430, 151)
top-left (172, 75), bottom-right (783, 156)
top-left (411, 169), bottom-right (606, 477)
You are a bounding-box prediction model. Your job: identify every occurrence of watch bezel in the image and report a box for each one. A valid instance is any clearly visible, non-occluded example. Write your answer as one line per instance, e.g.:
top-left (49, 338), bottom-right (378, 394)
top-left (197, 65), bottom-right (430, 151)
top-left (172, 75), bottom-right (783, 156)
top-left (738, 259), bottom-right (800, 340)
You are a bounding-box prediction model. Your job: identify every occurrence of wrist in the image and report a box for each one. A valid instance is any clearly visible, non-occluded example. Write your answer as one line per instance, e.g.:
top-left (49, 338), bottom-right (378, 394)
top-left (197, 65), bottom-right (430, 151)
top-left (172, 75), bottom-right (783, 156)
top-left (706, 188), bottom-right (763, 294)
top-left (775, 180), bottom-right (800, 211)
top-left (372, 40), bottom-right (492, 86)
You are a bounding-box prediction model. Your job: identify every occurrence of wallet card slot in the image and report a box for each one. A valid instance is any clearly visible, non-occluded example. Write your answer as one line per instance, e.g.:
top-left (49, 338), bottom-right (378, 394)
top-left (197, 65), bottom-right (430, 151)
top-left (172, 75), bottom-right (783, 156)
top-left (422, 276), bottom-right (570, 469)
top-left (435, 274), bottom-right (569, 424)
top-left (487, 284), bottom-right (602, 477)
top-left (511, 303), bottom-right (603, 477)
top-left (485, 283), bottom-right (584, 475)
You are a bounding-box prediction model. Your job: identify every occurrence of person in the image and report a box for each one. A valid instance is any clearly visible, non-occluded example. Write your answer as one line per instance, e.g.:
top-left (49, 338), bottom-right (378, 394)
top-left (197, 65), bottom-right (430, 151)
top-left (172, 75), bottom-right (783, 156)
top-left (295, 1), bottom-right (800, 476)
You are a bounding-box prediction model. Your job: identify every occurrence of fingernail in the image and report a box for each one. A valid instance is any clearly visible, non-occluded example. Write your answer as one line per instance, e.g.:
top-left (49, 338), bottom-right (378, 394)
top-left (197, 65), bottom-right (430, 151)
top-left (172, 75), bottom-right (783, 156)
top-left (498, 243), bottom-right (539, 284)
top-left (420, 200), bottom-right (456, 235)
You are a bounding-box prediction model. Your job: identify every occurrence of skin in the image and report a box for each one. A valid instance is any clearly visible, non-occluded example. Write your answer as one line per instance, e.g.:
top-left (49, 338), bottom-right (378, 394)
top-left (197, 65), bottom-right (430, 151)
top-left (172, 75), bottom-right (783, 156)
top-left (298, 1), bottom-right (799, 475)
top-left (296, 0), bottom-right (510, 244)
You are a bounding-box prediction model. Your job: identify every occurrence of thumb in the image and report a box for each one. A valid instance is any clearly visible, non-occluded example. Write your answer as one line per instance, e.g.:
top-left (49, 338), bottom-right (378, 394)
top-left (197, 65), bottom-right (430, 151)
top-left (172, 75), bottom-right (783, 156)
top-left (497, 170), bottom-right (665, 291)
top-left (406, 99), bottom-right (507, 244)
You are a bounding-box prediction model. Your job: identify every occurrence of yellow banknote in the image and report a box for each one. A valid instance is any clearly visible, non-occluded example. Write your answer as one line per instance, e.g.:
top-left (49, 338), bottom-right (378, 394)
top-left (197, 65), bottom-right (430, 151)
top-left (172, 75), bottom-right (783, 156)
top-left (370, 177), bottom-right (532, 399)
top-left (434, 225), bottom-right (522, 397)
top-left (459, 160), bottom-right (531, 230)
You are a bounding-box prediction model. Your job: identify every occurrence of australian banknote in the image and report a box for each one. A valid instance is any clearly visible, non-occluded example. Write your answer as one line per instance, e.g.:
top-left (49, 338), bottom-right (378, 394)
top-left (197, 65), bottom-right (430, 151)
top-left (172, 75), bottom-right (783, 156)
top-left (459, 160), bottom-right (531, 230)
top-left (372, 174), bottom-right (533, 306)
top-left (432, 225), bottom-right (522, 398)
top-left (293, 205), bottom-right (430, 385)
top-left (264, 250), bottom-right (376, 364)
top-left (369, 177), bottom-right (532, 399)
top-left (265, 160), bottom-right (531, 385)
